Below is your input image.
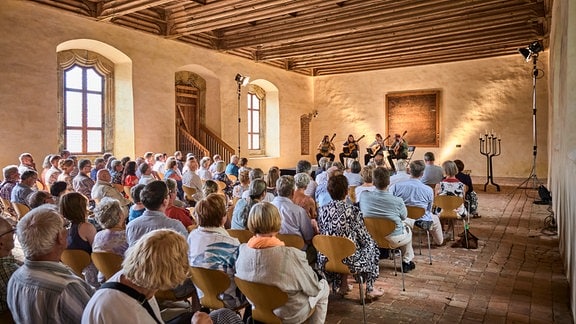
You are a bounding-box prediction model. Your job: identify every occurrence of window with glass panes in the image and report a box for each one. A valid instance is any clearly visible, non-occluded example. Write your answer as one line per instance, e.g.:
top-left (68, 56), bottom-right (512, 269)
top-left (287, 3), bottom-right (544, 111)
top-left (63, 65), bottom-right (104, 154)
top-left (247, 92), bottom-right (260, 150)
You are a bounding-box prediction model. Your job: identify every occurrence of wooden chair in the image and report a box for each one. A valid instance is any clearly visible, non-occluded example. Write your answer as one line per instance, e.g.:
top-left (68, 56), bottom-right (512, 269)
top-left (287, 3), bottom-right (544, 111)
top-left (363, 217), bottom-right (406, 291)
top-left (226, 229), bottom-right (253, 243)
top-left (405, 146), bottom-right (416, 163)
top-left (60, 249), bottom-right (91, 279)
top-left (91, 251), bottom-right (123, 281)
top-left (227, 174), bottom-right (237, 183)
top-left (312, 235), bottom-right (367, 324)
top-left (35, 180), bottom-right (45, 191)
top-left (123, 186), bottom-right (133, 201)
top-left (11, 202), bottom-right (30, 221)
top-left (406, 206), bottom-right (432, 265)
top-left (215, 180), bottom-right (227, 194)
top-left (189, 267), bottom-right (236, 310)
top-left (182, 185), bottom-right (197, 202)
top-left (0, 197), bottom-right (13, 218)
top-left (113, 183), bottom-right (124, 194)
top-left (234, 277), bottom-right (288, 324)
top-left (277, 234), bottom-right (305, 250)
top-left (347, 186), bottom-right (357, 204)
top-left (434, 195), bottom-right (466, 244)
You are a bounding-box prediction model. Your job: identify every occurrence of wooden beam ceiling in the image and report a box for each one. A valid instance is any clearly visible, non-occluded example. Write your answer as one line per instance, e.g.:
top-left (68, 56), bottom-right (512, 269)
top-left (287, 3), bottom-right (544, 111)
top-left (29, 0), bottom-right (550, 76)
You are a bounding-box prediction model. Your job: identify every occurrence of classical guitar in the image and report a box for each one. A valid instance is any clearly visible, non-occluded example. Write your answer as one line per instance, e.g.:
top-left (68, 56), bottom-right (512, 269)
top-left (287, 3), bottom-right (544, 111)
top-left (318, 133), bottom-right (336, 156)
top-left (370, 134), bottom-right (390, 157)
top-left (392, 131), bottom-right (408, 155)
top-left (344, 135), bottom-right (365, 155)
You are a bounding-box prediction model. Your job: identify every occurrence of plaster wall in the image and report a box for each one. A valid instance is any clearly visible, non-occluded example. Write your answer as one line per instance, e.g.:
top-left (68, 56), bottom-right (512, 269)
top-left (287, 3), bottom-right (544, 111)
top-left (313, 55), bottom-right (549, 178)
top-left (0, 0), bottom-right (313, 171)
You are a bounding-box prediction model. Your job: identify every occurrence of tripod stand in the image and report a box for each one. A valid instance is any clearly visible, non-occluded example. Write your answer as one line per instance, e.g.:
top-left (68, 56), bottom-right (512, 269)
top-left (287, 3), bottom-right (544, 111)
top-left (515, 54), bottom-right (543, 191)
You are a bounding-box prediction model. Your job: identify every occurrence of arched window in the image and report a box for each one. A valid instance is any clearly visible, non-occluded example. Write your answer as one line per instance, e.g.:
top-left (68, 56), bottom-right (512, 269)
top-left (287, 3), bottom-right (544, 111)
top-left (58, 50), bottom-right (114, 155)
top-left (247, 85), bottom-right (266, 155)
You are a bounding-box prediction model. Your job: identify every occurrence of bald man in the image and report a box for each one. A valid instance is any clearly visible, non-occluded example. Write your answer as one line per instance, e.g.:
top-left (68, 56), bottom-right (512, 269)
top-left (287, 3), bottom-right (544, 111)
top-left (0, 217), bottom-right (18, 317)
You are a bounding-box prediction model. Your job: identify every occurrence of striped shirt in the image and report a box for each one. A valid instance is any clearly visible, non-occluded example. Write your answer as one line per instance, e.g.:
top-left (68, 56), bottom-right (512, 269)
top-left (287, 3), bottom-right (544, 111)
top-left (7, 260), bottom-right (94, 323)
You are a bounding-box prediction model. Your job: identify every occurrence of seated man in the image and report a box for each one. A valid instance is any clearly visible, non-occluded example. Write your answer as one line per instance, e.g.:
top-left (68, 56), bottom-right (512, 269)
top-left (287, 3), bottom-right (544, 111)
top-left (0, 217), bottom-right (19, 319)
top-left (10, 170), bottom-right (37, 206)
top-left (389, 160), bottom-right (444, 246)
top-left (225, 155), bottom-right (240, 178)
top-left (421, 152), bottom-right (444, 187)
top-left (359, 167), bottom-right (415, 272)
top-left (7, 206), bottom-right (94, 322)
top-left (91, 169), bottom-right (131, 214)
top-left (73, 159), bottom-right (95, 200)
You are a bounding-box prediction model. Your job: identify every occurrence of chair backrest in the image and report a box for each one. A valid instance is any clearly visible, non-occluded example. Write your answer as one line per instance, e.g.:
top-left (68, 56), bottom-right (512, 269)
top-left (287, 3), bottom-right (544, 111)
top-left (215, 181), bottom-right (227, 193)
top-left (60, 249), bottom-right (91, 279)
top-left (113, 183), bottom-right (124, 194)
top-left (312, 235), bottom-right (356, 275)
top-left (234, 277), bottom-right (288, 324)
top-left (123, 186), bottom-right (133, 201)
top-left (0, 197), bottom-right (11, 213)
top-left (182, 185), bottom-right (197, 201)
top-left (91, 251), bottom-right (123, 281)
top-left (35, 180), bottom-right (45, 191)
top-left (347, 186), bottom-right (357, 203)
top-left (363, 217), bottom-right (396, 249)
top-left (434, 195), bottom-right (464, 219)
top-left (406, 146), bottom-right (416, 162)
top-left (277, 234), bottom-right (305, 250)
top-left (226, 229), bottom-right (253, 243)
top-left (406, 206), bottom-right (426, 220)
top-left (11, 202), bottom-right (30, 220)
top-left (189, 267), bottom-right (231, 310)
top-left (227, 174), bottom-right (238, 183)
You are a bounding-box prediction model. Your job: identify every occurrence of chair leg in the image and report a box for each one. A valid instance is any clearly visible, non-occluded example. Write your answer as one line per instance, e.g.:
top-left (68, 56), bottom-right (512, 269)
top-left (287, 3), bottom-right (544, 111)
top-left (358, 275), bottom-right (367, 324)
top-left (417, 230), bottom-right (423, 255)
top-left (426, 230), bottom-right (432, 265)
top-left (398, 249), bottom-right (405, 291)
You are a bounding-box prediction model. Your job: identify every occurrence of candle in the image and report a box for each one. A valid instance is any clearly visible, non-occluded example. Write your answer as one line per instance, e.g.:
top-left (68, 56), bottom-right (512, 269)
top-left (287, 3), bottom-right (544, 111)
top-left (480, 134), bottom-right (482, 140)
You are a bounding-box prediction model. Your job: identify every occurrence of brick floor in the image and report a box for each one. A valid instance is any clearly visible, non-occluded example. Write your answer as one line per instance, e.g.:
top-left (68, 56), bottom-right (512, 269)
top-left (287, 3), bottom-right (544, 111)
top-left (325, 179), bottom-right (573, 323)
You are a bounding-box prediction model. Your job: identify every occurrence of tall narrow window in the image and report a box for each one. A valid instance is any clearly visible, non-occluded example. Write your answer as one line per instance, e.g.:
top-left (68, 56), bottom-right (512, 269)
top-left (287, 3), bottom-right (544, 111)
top-left (58, 50), bottom-right (114, 155)
top-left (64, 66), bottom-right (104, 154)
top-left (247, 92), bottom-right (260, 150)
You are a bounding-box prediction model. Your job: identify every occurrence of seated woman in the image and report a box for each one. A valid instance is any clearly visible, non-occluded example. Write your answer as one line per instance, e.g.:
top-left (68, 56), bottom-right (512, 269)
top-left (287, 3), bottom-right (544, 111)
top-left (122, 161), bottom-right (139, 188)
top-left (235, 202), bottom-right (329, 324)
top-left (128, 184), bottom-right (146, 222)
top-left (454, 159), bottom-right (479, 218)
top-left (293, 173), bottom-right (318, 233)
top-left (437, 160), bottom-right (467, 218)
top-left (164, 157), bottom-right (184, 201)
top-left (231, 179), bottom-right (267, 230)
top-left (60, 192), bottom-right (98, 286)
top-left (317, 174), bottom-right (383, 299)
top-left (212, 161), bottom-right (233, 198)
top-left (188, 194), bottom-right (247, 309)
top-left (355, 166), bottom-right (375, 202)
top-left (27, 190), bottom-right (55, 209)
top-left (232, 169), bottom-right (250, 200)
top-left (265, 166), bottom-right (280, 196)
top-left (343, 160), bottom-right (363, 187)
top-left (93, 197), bottom-right (128, 283)
top-left (165, 178), bottom-right (196, 231)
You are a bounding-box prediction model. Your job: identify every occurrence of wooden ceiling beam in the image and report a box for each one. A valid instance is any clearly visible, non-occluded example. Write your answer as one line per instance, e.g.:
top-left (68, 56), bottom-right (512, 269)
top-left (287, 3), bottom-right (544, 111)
top-left (99, 0), bottom-right (173, 21)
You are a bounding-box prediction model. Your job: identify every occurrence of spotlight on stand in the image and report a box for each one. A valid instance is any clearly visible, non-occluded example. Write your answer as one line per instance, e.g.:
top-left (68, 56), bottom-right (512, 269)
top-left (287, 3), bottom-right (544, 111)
top-left (235, 73), bottom-right (250, 86)
top-left (518, 40), bottom-right (543, 62)
top-left (235, 73), bottom-right (250, 157)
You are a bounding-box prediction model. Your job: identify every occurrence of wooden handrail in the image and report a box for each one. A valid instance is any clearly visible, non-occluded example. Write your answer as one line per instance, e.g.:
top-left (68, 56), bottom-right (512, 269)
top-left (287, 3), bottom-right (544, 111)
top-left (199, 125), bottom-right (236, 161)
top-left (178, 126), bottom-right (210, 159)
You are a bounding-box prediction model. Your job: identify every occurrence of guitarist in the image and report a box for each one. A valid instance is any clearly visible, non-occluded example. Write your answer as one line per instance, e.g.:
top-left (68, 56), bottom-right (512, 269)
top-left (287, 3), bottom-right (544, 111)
top-left (316, 134), bottom-right (336, 164)
top-left (388, 132), bottom-right (409, 172)
top-left (339, 134), bottom-right (363, 165)
top-left (364, 133), bottom-right (387, 166)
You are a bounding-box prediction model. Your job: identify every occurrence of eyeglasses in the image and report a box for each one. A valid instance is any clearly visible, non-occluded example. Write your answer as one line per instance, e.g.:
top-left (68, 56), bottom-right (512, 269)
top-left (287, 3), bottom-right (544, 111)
top-left (0, 227), bottom-right (16, 238)
top-left (62, 219), bottom-right (71, 230)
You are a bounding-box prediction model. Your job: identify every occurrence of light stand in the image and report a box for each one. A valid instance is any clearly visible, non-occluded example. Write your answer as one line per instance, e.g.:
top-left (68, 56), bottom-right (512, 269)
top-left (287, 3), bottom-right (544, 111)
top-left (235, 73), bottom-right (249, 157)
top-left (516, 41), bottom-right (543, 191)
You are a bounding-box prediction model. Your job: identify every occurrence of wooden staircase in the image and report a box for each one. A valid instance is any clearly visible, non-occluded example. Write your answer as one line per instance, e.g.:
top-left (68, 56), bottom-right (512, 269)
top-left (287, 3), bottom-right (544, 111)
top-left (177, 125), bottom-right (235, 162)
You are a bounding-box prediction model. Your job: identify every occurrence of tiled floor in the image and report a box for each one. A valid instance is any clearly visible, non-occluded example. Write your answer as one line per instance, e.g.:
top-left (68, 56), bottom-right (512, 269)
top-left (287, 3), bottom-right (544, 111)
top-left (325, 179), bottom-right (573, 324)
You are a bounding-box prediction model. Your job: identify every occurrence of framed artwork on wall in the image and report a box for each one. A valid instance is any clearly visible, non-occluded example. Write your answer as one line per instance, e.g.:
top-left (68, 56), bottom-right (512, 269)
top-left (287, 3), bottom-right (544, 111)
top-left (385, 90), bottom-right (440, 147)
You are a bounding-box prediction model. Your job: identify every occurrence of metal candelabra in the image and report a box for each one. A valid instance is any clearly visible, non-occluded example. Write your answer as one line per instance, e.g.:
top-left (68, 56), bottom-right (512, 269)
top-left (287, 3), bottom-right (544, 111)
top-left (480, 132), bottom-right (501, 191)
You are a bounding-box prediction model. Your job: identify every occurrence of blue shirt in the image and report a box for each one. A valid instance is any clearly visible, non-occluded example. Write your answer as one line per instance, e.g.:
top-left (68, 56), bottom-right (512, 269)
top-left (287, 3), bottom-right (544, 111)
top-left (272, 196), bottom-right (314, 243)
top-left (359, 189), bottom-right (407, 236)
top-left (225, 163), bottom-right (239, 178)
top-left (389, 178), bottom-right (434, 221)
top-left (126, 209), bottom-right (188, 246)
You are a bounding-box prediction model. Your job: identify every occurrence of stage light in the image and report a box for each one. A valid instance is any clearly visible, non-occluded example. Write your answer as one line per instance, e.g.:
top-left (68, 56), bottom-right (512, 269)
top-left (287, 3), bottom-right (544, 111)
top-left (518, 40), bottom-right (543, 62)
top-left (235, 73), bottom-right (250, 86)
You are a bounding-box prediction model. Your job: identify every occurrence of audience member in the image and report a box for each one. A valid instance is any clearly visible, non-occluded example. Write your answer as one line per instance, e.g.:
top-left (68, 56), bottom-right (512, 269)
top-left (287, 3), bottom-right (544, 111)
top-left (137, 162), bottom-right (154, 185)
top-left (8, 206), bottom-right (94, 322)
top-left (265, 166), bottom-right (280, 196)
top-left (165, 178), bottom-right (196, 230)
top-left (50, 181), bottom-right (69, 205)
top-left (232, 179), bottom-right (267, 229)
top-left (202, 180), bottom-right (219, 198)
top-left (92, 169), bottom-right (131, 214)
top-left (293, 173), bottom-right (318, 233)
top-left (296, 160), bottom-right (317, 197)
top-left (152, 153), bottom-right (166, 175)
top-left (232, 169), bottom-right (250, 200)
top-left (389, 160), bottom-right (444, 246)
top-left (27, 190), bottom-right (55, 209)
top-left (454, 159), bottom-right (479, 217)
top-left (39, 154), bottom-right (53, 187)
top-left (0, 217), bottom-right (18, 319)
top-left (128, 184), bottom-right (146, 222)
top-left (317, 174), bottom-right (382, 299)
top-left (272, 176), bottom-right (314, 246)
top-left (212, 161), bottom-right (233, 197)
top-left (17, 153), bottom-right (36, 175)
top-left (238, 157), bottom-right (249, 172)
top-left (315, 166), bottom-right (343, 208)
top-left (57, 158), bottom-right (74, 190)
top-left (10, 170), bottom-right (37, 206)
top-left (44, 154), bottom-right (62, 187)
top-left (60, 192), bottom-right (98, 286)
top-left (110, 159), bottom-right (124, 185)
top-left (82, 229), bottom-right (189, 323)
top-left (188, 194), bottom-right (247, 309)
top-left (197, 157), bottom-right (212, 181)
top-left (225, 155), bottom-right (240, 178)
top-left (122, 161), bottom-right (139, 188)
top-left (240, 168), bottom-right (274, 202)
top-left (0, 165), bottom-right (19, 201)
top-left (93, 197), bottom-right (128, 283)
top-left (164, 157), bottom-right (184, 200)
top-left (359, 167), bottom-right (415, 272)
top-left (73, 159), bottom-right (95, 200)
top-left (91, 158), bottom-right (106, 181)
top-left (420, 152), bottom-right (443, 187)
top-left (389, 159), bottom-right (410, 185)
top-left (209, 155), bottom-right (222, 174)
top-left (355, 166), bottom-right (375, 202)
top-left (236, 202), bottom-right (329, 323)
top-left (344, 160), bottom-right (363, 187)
top-left (436, 160), bottom-right (467, 220)
top-left (182, 156), bottom-right (204, 203)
